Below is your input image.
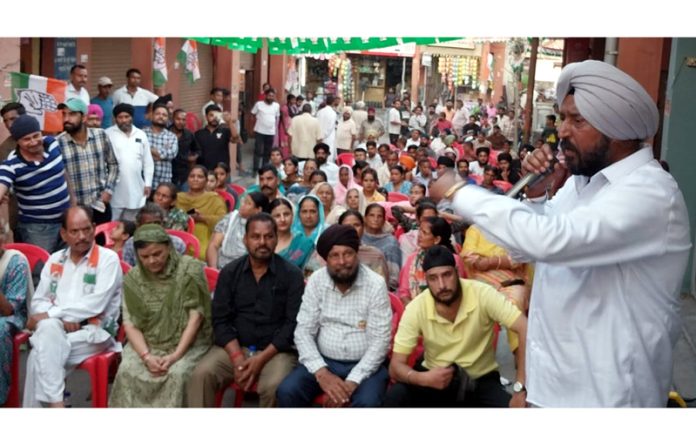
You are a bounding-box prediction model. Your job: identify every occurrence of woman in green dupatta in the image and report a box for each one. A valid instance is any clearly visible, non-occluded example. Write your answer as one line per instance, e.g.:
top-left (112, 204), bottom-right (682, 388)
top-left (109, 224), bottom-right (212, 407)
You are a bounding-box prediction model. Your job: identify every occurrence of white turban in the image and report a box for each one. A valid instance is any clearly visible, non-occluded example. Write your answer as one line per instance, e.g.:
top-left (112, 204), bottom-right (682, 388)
top-left (556, 60), bottom-right (659, 141)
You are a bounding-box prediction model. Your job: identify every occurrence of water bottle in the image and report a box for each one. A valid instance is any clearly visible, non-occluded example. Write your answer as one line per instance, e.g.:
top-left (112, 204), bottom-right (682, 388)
top-left (63, 390), bottom-right (72, 408)
top-left (247, 345), bottom-right (257, 358)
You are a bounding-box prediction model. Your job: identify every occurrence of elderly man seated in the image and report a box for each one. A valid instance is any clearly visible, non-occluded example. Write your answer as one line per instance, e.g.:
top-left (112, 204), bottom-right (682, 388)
top-left (23, 206), bottom-right (122, 407)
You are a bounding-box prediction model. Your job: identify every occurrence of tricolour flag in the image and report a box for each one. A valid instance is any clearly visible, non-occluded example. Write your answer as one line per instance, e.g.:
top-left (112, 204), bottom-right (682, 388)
top-left (10, 72), bottom-right (67, 133)
top-left (153, 37), bottom-right (168, 87)
top-left (178, 40), bottom-right (201, 84)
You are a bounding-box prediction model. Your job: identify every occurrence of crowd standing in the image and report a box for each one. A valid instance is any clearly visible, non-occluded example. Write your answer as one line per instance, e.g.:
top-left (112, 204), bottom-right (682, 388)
top-left (0, 60), bottom-right (689, 408)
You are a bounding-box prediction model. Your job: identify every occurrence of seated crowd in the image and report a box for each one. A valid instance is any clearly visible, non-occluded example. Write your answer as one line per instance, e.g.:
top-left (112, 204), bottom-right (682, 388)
top-left (0, 86), bottom-right (536, 408)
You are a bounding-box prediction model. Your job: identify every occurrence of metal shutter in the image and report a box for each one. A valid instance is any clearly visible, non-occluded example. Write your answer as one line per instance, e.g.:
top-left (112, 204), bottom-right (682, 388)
top-left (177, 41), bottom-right (213, 114)
top-left (87, 38), bottom-right (132, 97)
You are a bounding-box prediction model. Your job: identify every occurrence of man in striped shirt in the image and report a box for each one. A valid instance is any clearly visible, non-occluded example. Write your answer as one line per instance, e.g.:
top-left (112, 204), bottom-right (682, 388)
top-left (57, 98), bottom-right (119, 225)
top-left (143, 103), bottom-right (178, 190)
top-left (0, 115), bottom-right (73, 252)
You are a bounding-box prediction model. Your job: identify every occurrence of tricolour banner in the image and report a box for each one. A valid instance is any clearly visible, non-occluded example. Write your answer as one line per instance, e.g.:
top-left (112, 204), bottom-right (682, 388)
top-left (10, 72), bottom-right (67, 133)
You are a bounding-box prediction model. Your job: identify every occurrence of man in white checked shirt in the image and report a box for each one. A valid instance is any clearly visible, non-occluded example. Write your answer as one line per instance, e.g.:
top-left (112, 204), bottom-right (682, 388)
top-left (276, 225), bottom-right (391, 407)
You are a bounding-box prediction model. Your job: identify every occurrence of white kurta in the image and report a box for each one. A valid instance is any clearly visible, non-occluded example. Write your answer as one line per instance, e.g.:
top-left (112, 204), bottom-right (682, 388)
top-left (451, 146), bottom-right (691, 407)
top-left (316, 107), bottom-right (337, 161)
top-left (23, 246), bottom-right (123, 406)
top-left (106, 125), bottom-right (154, 209)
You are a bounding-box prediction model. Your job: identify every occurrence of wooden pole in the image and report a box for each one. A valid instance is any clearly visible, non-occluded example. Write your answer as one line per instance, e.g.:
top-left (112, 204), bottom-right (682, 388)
top-left (523, 37), bottom-right (539, 145)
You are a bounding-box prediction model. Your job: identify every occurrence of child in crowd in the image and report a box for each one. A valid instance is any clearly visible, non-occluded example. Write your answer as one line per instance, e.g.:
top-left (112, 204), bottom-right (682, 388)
top-left (109, 219), bottom-right (136, 256)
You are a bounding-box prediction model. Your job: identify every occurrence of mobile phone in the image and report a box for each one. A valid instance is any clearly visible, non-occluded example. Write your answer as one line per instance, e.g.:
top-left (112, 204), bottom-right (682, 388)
top-left (187, 208), bottom-right (196, 215)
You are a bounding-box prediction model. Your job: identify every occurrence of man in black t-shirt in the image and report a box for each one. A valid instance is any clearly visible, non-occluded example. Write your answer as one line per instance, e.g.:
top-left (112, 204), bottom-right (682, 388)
top-left (169, 108), bottom-right (201, 187)
top-left (194, 104), bottom-right (239, 171)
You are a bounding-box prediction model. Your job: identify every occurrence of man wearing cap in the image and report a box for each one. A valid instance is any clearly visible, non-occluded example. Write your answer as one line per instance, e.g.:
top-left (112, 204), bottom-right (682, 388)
top-left (106, 103), bottom-right (154, 222)
top-left (0, 115), bottom-right (73, 252)
top-left (430, 60), bottom-right (691, 407)
top-left (335, 109), bottom-right (357, 155)
top-left (288, 104), bottom-right (322, 161)
top-left (276, 225), bottom-right (391, 407)
top-left (188, 213), bottom-right (304, 407)
top-left (57, 98), bottom-right (119, 225)
top-left (112, 68), bottom-right (159, 129)
top-left (0, 102), bottom-right (26, 239)
top-left (358, 107), bottom-right (385, 144)
top-left (384, 245), bottom-right (527, 407)
top-left (65, 64), bottom-right (90, 105)
top-left (143, 103), bottom-right (178, 190)
top-left (91, 77), bottom-right (114, 129)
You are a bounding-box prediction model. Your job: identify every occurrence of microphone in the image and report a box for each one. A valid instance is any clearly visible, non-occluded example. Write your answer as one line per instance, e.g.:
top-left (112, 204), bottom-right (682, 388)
top-left (506, 158), bottom-right (558, 198)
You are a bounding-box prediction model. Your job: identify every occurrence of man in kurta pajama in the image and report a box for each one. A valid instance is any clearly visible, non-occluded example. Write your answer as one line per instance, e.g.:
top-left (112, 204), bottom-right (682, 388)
top-left (23, 206), bottom-right (122, 407)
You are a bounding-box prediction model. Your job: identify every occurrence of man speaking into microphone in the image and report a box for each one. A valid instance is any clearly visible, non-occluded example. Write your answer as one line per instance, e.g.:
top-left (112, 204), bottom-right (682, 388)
top-left (430, 60), bottom-right (691, 407)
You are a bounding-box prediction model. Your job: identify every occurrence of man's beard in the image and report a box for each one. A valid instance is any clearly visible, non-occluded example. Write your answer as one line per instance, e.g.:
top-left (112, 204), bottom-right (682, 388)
top-left (316, 157), bottom-right (326, 166)
top-left (367, 116), bottom-right (375, 122)
top-left (64, 121), bottom-right (82, 134)
top-left (561, 135), bottom-right (611, 177)
top-left (328, 262), bottom-right (359, 287)
top-left (152, 120), bottom-right (166, 129)
top-left (117, 122), bottom-right (132, 133)
top-left (430, 277), bottom-right (462, 307)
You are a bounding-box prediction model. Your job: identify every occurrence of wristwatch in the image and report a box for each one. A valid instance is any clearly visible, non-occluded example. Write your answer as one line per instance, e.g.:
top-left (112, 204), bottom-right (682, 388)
top-left (513, 381), bottom-right (526, 393)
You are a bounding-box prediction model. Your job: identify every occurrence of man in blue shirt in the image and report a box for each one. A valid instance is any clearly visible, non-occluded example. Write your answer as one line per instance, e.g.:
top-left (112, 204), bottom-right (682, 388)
top-left (90, 76), bottom-right (114, 129)
top-left (0, 115), bottom-right (73, 252)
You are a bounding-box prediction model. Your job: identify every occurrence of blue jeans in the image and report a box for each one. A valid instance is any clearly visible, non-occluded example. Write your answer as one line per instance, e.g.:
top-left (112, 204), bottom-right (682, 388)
top-left (276, 356), bottom-right (389, 407)
top-left (17, 222), bottom-right (62, 254)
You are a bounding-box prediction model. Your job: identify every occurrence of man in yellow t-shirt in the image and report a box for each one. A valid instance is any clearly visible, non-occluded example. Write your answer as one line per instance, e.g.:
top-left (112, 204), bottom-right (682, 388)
top-left (384, 245), bottom-right (528, 407)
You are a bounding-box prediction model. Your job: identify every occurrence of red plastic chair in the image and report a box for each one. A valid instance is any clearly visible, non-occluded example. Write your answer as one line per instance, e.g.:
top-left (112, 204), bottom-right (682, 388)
top-left (73, 262), bottom-right (131, 408)
top-left (394, 225), bottom-right (405, 241)
top-left (387, 192), bottom-right (409, 203)
top-left (216, 190), bottom-right (236, 212)
top-left (204, 267), bottom-right (219, 293)
top-left (229, 183), bottom-right (246, 197)
top-left (166, 229), bottom-right (201, 258)
top-left (3, 331), bottom-right (30, 407)
top-left (493, 180), bottom-right (513, 193)
top-left (4, 243), bottom-right (50, 271)
top-left (187, 216), bottom-right (195, 234)
top-left (120, 261), bottom-right (132, 275)
top-left (388, 292), bottom-right (405, 350)
top-left (185, 111), bottom-right (202, 132)
top-left (76, 325), bottom-right (125, 408)
top-left (337, 153), bottom-right (355, 167)
top-left (94, 222), bottom-right (120, 248)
